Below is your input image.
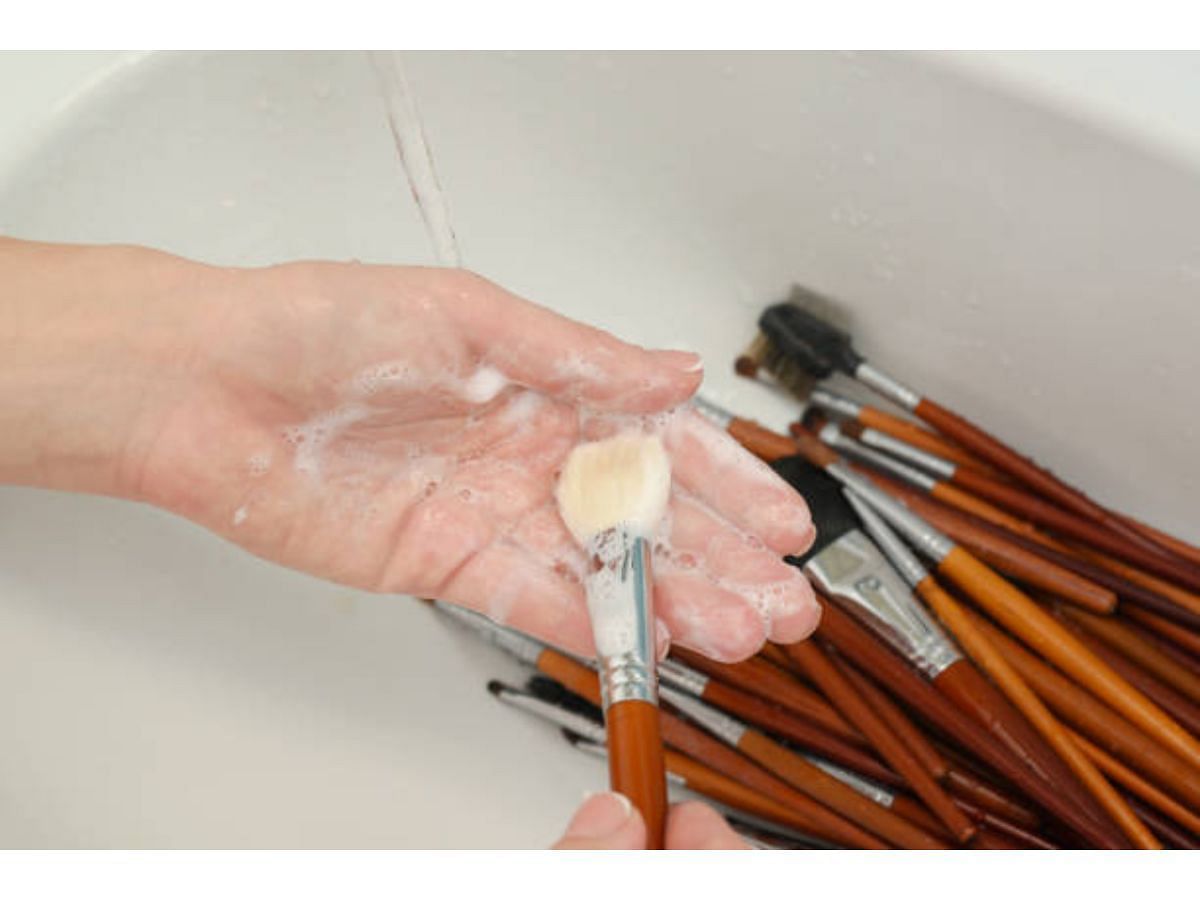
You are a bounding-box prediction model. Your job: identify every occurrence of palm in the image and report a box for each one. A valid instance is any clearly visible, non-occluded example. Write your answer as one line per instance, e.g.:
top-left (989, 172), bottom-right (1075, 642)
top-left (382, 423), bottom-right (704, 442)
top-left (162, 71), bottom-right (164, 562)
top-left (137, 262), bottom-right (817, 661)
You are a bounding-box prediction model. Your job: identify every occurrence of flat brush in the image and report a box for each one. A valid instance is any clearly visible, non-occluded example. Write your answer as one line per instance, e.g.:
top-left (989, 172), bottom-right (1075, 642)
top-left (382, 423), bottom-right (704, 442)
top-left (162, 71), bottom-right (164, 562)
top-left (745, 295), bottom-right (1184, 562)
top-left (812, 598), bottom-right (1123, 848)
top-left (788, 425), bottom-right (1200, 777)
top-left (771, 455), bottom-right (1104, 816)
top-left (849, 495), bottom-right (1153, 848)
top-left (555, 432), bottom-right (670, 848)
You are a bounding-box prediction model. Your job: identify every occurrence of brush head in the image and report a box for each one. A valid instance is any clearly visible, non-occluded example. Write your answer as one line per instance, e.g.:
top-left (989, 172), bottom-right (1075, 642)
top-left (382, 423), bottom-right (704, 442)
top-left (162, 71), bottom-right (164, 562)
top-left (771, 456), bottom-right (863, 564)
top-left (555, 432), bottom-right (671, 544)
top-left (758, 292), bottom-right (863, 380)
top-left (526, 674), bottom-right (605, 723)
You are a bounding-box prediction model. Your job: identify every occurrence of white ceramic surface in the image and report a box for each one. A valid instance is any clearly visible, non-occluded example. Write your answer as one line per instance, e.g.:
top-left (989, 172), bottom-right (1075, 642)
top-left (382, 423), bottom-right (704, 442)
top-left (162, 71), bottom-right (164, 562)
top-left (0, 51), bottom-right (1197, 848)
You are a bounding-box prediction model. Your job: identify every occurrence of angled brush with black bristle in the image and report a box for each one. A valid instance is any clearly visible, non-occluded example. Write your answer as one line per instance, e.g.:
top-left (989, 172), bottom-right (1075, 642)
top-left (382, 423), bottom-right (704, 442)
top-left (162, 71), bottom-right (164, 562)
top-left (741, 288), bottom-right (1192, 572)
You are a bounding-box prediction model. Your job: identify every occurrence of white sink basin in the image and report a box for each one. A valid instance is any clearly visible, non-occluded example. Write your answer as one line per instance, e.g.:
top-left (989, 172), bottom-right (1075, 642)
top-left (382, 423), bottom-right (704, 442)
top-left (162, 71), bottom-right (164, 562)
top-left (0, 51), bottom-right (1197, 847)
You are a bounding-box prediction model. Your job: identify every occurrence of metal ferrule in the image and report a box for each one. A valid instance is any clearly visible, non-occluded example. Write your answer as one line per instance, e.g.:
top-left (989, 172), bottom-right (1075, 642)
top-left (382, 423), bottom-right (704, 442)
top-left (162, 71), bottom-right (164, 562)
top-left (827, 462), bottom-right (955, 562)
top-left (591, 533), bottom-right (658, 707)
top-left (859, 427), bottom-right (957, 480)
top-left (657, 658), bottom-right (711, 697)
top-left (819, 423), bottom-right (938, 492)
top-left (660, 685), bottom-right (747, 746)
top-left (844, 490), bottom-right (930, 589)
top-left (433, 601), bottom-right (545, 665)
top-left (690, 394), bottom-right (734, 430)
top-left (854, 362), bottom-right (921, 411)
top-left (803, 530), bottom-right (961, 678)
top-left (494, 688), bottom-right (608, 745)
top-left (804, 754), bottom-right (896, 808)
top-left (809, 387), bottom-right (864, 420)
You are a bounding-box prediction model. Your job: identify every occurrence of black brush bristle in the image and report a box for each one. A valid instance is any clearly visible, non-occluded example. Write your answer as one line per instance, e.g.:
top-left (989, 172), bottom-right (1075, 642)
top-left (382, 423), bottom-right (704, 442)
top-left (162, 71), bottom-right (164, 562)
top-left (759, 296), bottom-right (863, 379)
top-left (525, 674), bottom-right (605, 724)
top-left (770, 456), bottom-right (863, 564)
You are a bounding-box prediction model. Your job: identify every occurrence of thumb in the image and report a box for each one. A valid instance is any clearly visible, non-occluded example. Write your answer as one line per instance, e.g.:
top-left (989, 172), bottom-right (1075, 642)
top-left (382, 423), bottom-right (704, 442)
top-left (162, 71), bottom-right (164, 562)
top-left (551, 792), bottom-right (647, 850)
top-left (450, 273), bottom-right (704, 413)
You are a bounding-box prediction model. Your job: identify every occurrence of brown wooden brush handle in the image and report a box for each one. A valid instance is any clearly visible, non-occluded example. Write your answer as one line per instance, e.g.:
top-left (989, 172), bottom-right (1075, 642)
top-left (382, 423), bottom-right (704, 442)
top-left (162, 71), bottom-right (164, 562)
top-left (664, 749), bottom-right (830, 842)
top-left (943, 769), bottom-right (1041, 831)
top-left (699, 679), bottom-right (903, 788)
top-left (535, 647), bottom-right (887, 849)
top-left (1068, 730), bottom-right (1200, 839)
top-left (1122, 607), bottom-right (1200, 664)
top-left (1059, 605), bottom-right (1200, 705)
top-left (786, 641), bottom-right (976, 844)
top-left (812, 597), bottom-right (1119, 847)
top-left (964, 610), bottom-right (1200, 812)
top-left (1127, 796), bottom-right (1200, 850)
top-left (933, 656), bottom-right (1090, 805)
top-left (605, 700), bottom-right (667, 850)
top-left (936, 545), bottom-right (1200, 775)
top-left (671, 648), bottom-right (864, 744)
top-left (915, 493), bottom-right (1118, 614)
top-left (913, 397), bottom-right (1180, 561)
top-left (836, 656), bottom-right (949, 780)
top-left (1117, 513), bottom-right (1200, 568)
top-left (917, 573), bottom-right (1150, 848)
top-left (1063, 626), bottom-right (1200, 744)
top-left (947, 452), bottom-right (1200, 592)
top-left (1076, 548), bottom-right (1200, 618)
top-left (856, 405), bottom-right (1000, 477)
top-left (736, 730), bottom-right (948, 849)
top-left (727, 417), bottom-right (801, 463)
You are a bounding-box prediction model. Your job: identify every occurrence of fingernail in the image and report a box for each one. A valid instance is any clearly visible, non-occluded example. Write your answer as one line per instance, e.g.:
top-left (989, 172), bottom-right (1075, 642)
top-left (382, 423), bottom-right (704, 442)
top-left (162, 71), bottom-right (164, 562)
top-left (566, 792), bottom-right (635, 839)
top-left (653, 350), bottom-right (704, 374)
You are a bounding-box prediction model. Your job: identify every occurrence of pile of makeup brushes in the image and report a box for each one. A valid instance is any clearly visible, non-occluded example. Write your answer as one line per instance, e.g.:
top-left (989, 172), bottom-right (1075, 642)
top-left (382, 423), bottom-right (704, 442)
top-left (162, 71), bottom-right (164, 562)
top-left (437, 288), bottom-right (1200, 849)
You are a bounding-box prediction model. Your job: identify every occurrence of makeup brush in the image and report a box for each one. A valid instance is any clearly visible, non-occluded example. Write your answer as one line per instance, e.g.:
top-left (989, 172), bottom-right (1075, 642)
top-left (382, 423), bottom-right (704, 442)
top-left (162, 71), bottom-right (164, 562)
top-left (490, 679), bottom-right (831, 848)
top-left (742, 295), bottom-right (1183, 562)
top-left (771, 456), bottom-right (1107, 811)
top-left (811, 597), bottom-right (1123, 848)
top-left (787, 425), bottom-right (1200, 777)
top-left (848, 494), bottom-right (1154, 848)
top-left (962, 608), bottom-right (1200, 812)
top-left (657, 657), bottom-right (901, 786)
top-left (822, 419), bottom-right (1200, 596)
top-left (555, 432), bottom-right (671, 848)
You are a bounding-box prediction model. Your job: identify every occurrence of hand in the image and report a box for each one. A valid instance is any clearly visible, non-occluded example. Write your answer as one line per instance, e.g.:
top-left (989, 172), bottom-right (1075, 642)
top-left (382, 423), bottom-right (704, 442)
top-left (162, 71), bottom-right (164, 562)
top-left (552, 792), bottom-right (749, 850)
top-left (0, 240), bottom-right (818, 661)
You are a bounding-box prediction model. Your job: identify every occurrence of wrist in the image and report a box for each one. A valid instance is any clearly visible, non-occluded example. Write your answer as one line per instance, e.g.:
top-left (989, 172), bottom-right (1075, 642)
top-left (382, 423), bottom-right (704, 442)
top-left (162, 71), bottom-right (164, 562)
top-left (0, 239), bottom-right (225, 499)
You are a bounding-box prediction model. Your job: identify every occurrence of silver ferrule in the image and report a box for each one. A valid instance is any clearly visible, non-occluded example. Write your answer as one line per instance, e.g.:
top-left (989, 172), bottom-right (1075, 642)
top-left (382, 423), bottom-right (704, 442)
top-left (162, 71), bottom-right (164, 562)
top-left (690, 394), bottom-right (734, 430)
top-left (588, 533), bottom-right (658, 707)
top-left (854, 362), bottom-right (921, 411)
top-left (433, 601), bottom-right (545, 666)
top-left (657, 658), bottom-right (711, 697)
top-left (819, 423), bottom-right (938, 492)
top-left (859, 427), bottom-right (957, 480)
top-left (804, 754), bottom-right (896, 808)
top-left (809, 386), bottom-right (864, 420)
top-left (803, 530), bottom-right (961, 678)
top-left (844, 490), bottom-right (930, 589)
top-left (828, 462), bottom-right (955, 562)
top-left (494, 687), bottom-right (608, 745)
top-left (660, 685), bottom-right (747, 746)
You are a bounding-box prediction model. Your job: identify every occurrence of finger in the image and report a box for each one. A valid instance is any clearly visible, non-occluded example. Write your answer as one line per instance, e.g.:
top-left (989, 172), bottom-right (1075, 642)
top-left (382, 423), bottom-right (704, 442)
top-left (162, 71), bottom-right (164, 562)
top-left (660, 493), bottom-right (820, 646)
top-left (663, 409), bottom-right (815, 555)
top-left (448, 272), bottom-right (703, 413)
top-left (653, 571), bottom-right (769, 662)
top-left (665, 801), bottom-right (751, 850)
top-left (552, 792), bottom-right (646, 850)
